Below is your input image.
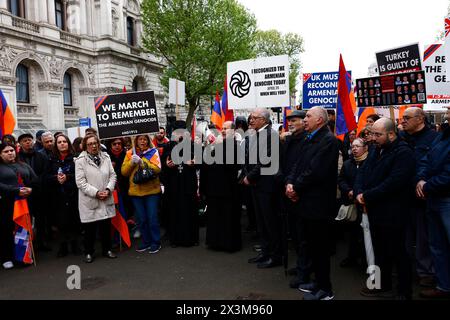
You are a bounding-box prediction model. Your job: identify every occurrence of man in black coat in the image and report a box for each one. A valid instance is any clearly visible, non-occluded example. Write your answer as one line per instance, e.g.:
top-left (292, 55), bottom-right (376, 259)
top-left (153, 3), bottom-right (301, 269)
top-left (355, 118), bottom-right (415, 300)
top-left (285, 106), bottom-right (339, 300)
top-left (400, 107), bottom-right (438, 287)
top-left (18, 133), bottom-right (51, 251)
top-left (242, 108), bottom-right (282, 269)
top-left (277, 110), bottom-right (310, 288)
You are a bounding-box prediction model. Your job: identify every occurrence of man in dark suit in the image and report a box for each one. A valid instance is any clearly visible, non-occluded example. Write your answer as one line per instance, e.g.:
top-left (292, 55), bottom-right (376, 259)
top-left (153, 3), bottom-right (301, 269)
top-left (242, 108), bottom-right (282, 269)
top-left (285, 106), bottom-right (339, 300)
top-left (355, 118), bottom-right (415, 300)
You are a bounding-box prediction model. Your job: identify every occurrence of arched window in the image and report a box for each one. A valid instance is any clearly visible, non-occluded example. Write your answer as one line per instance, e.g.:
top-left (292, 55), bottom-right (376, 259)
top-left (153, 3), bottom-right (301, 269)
top-left (132, 79), bottom-right (138, 92)
top-left (8, 0), bottom-right (25, 18)
top-left (16, 64), bottom-right (29, 103)
top-left (127, 17), bottom-right (135, 46)
top-left (63, 73), bottom-right (72, 106)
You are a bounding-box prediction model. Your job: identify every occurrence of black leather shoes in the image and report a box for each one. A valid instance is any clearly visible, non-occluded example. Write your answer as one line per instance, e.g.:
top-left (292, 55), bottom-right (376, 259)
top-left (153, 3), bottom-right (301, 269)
top-left (84, 254), bottom-right (94, 263)
top-left (103, 251), bottom-right (117, 259)
top-left (257, 258), bottom-right (282, 269)
top-left (248, 253), bottom-right (268, 264)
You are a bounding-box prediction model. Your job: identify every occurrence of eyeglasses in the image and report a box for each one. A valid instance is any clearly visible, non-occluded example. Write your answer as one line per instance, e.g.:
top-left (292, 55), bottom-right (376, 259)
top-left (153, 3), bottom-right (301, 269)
top-left (351, 145), bottom-right (364, 149)
top-left (249, 116), bottom-right (264, 121)
top-left (402, 115), bottom-right (418, 121)
top-left (87, 142), bottom-right (98, 147)
top-left (112, 142), bottom-right (122, 146)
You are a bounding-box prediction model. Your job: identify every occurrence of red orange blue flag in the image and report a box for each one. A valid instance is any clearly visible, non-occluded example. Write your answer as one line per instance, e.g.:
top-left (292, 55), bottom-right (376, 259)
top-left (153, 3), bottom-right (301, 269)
top-left (221, 78), bottom-right (234, 122)
top-left (112, 189), bottom-right (131, 248)
top-left (336, 54), bottom-right (357, 137)
top-left (211, 91), bottom-right (223, 130)
top-left (0, 88), bottom-right (16, 139)
top-left (283, 106), bottom-right (293, 131)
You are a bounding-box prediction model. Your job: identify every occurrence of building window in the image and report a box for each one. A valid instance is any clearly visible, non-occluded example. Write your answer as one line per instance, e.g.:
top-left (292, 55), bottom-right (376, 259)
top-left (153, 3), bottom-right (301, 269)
top-left (16, 64), bottom-right (29, 103)
top-left (63, 73), bottom-right (72, 106)
top-left (127, 17), bottom-right (135, 46)
top-left (55, 0), bottom-right (66, 30)
top-left (8, 0), bottom-right (25, 18)
top-left (132, 79), bottom-right (138, 92)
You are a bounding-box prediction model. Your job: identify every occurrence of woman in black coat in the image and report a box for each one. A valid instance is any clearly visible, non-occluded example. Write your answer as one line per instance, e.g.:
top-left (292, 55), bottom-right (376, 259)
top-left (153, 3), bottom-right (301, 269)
top-left (0, 142), bottom-right (36, 269)
top-left (337, 137), bottom-right (368, 268)
top-left (46, 134), bottom-right (80, 257)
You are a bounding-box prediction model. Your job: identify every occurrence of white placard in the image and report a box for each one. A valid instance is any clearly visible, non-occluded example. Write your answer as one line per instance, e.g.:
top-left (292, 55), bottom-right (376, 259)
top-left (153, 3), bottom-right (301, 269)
top-left (169, 78), bottom-right (185, 106)
top-left (424, 44), bottom-right (450, 111)
top-left (227, 55), bottom-right (290, 110)
top-left (67, 126), bottom-right (89, 143)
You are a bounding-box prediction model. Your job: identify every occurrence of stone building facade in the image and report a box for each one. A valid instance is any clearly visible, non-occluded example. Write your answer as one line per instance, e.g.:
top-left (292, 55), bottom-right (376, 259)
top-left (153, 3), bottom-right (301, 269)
top-left (0, 0), bottom-right (208, 136)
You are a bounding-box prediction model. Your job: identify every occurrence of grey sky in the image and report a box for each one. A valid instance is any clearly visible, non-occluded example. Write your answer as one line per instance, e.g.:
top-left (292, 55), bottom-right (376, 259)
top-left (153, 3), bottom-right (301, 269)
top-left (238, 0), bottom-right (448, 82)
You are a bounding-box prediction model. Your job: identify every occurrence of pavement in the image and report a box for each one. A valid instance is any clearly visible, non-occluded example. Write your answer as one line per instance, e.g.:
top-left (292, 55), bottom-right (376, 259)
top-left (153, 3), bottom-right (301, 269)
top-left (0, 224), bottom-right (425, 300)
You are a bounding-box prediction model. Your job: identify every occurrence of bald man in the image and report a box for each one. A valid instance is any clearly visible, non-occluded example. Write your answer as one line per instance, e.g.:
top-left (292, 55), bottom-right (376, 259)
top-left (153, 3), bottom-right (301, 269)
top-left (354, 118), bottom-right (415, 300)
top-left (285, 106), bottom-right (339, 300)
top-left (400, 107), bottom-right (438, 286)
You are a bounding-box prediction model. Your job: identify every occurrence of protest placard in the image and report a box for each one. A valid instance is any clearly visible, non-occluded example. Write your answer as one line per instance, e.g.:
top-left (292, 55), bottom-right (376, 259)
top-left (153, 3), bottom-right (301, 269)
top-left (376, 43), bottom-right (422, 76)
top-left (227, 55), bottom-right (290, 109)
top-left (356, 71), bottom-right (427, 107)
top-left (424, 44), bottom-right (450, 110)
top-left (94, 90), bottom-right (160, 140)
top-left (302, 71), bottom-right (351, 109)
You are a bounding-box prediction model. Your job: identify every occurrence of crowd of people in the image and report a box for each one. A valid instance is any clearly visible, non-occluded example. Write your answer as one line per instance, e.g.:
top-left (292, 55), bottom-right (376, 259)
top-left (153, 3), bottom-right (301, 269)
top-left (0, 105), bottom-right (449, 301)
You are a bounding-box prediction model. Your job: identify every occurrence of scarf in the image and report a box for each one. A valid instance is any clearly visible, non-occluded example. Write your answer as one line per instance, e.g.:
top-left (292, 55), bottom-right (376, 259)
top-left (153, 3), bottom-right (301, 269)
top-left (88, 153), bottom-right (101, 167)
top-left (354, 151), bottom-right (368, 164)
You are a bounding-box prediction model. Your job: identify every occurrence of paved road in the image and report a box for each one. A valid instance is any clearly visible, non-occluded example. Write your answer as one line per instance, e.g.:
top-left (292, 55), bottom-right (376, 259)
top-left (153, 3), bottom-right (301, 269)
top-left (0, 225), bottom-right (422, 300)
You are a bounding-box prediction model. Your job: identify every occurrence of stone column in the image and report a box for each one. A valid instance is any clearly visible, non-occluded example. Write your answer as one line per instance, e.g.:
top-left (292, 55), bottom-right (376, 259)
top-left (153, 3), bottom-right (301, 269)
top-left (38, 0), bottom-right (48, 23)
top-left (99, 0), bottom-right (112, 36)
top-left (0, 0), bottom-right (8, 10)
top-left (48, 0), bottom-right (56, 25)
top-left (79, 0), bottom-right (87, 35)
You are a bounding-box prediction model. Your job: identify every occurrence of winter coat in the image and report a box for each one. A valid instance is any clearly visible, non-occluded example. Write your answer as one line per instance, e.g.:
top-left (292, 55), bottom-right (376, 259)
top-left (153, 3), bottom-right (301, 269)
top-left (75, 151), bottom-right (117, 223)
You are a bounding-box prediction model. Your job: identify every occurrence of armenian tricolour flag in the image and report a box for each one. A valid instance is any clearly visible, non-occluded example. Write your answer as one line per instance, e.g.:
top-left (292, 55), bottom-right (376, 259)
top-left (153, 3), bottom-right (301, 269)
top-left (112, 188), bottom-right (131, 248)
top-left (13, 173), bottom-right (34, 264)
top-left (0, 88), bottom-right (16, 139)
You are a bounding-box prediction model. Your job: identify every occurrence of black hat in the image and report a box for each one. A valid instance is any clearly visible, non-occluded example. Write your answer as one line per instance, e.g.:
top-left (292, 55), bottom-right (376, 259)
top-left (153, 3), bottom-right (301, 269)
top-left (18, 133), bottom-right (34, 142)
top-left (286, 110), bottom-right (306, 120)
top-left (36, 130), bottom-right (45, 138)
top-left (173, 120), bottom-right (186, 130)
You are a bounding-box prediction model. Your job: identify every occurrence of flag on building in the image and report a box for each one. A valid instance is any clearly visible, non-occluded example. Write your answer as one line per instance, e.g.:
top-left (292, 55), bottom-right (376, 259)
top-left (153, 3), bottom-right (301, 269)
top-left (112, 189), bottom-right (131, 248)
top-left (336, 54), bottom-right (357, 139)
top-left (0, 88), bottom-right (16, 139)
top-left (211, 91), bottom-right (223, 130)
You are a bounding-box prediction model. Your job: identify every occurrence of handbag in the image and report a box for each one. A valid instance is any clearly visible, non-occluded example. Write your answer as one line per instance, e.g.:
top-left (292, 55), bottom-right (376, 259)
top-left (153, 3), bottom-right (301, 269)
top-left (133, 162), bottom-right (157, 184)
top-left (335, 204), bottom-right (358, 222)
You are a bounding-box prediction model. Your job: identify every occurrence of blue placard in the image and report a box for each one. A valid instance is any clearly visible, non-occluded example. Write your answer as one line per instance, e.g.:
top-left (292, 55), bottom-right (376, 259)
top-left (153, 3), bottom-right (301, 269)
top-left (79, 117), bottom-right (91, 127)
top-left (302, 71), bottom-right (351, 109)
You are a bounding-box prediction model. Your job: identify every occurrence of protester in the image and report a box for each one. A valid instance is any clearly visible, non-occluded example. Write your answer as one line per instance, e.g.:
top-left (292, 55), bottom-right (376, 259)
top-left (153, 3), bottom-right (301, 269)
top-left (34, 130), bottom-right (45, 152)
top-left (366, 114), bottom-right (380, 127)
top-left (416, 107), bottom-right (450, 299)
top-left (40, 131), bottom-right (55, 158)
top-left (243, 108), bottom-right (282, 269)
top-left (72, 137), bottom-right (83, 156)
top-left (400, 107), bottom-right (438, 288)
top-left (0, 142), bottom-right (36, 269)
top-left (152, 127), bottom-right (170, 156)
top-left (277, 110), bottom-right (309, 288)
top-left (75, 134), bottom-right (117, 263)
top-left (201, 121), bottom-right (241, 253)
top-left (337, 137), bottom-right (368, 268)
top-left (163, 120), bottom-right (199, 247)
top-left (355, 118), bottom-right (415, 300)
top-left (18, 133), bottom-right (51, 252)
top-left (286, 106), bottom-right (339, 300)
top-left (47, 134), bottom-right (81, 257)
top-left (121, 135), bottom-right (162, 253)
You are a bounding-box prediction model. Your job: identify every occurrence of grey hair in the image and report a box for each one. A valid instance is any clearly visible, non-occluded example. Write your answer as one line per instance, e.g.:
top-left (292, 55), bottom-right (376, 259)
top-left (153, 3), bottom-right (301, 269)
top-left (311, 106), bottom-right (329, 124)
top-left (41, 131), bottom-right (54, 140)
top-left (255, 108), bottom-right (271, 124)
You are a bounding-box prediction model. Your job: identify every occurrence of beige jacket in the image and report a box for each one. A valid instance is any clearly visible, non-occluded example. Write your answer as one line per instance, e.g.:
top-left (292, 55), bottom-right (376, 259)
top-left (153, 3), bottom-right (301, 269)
top-left (75, 151), bottom-right (117, 223)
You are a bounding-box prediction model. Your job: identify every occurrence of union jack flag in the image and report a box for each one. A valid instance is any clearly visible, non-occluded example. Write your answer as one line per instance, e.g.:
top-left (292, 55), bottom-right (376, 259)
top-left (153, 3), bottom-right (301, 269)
top-left (445, 17), bottom-right (450, 38)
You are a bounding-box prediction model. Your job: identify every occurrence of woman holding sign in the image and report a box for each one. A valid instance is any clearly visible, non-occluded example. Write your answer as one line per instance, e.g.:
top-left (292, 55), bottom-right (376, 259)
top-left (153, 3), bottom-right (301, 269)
top-left (121, 135), bottom-right (162, 254)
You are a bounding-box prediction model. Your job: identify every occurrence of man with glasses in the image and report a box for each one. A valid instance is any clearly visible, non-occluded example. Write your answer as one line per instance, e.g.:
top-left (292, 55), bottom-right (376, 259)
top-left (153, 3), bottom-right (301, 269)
top-left (243, 108), bottom-right (282, 269)
top-left (355, 118), bottom-right (415, 300)
top-left (401, 107), bottom-right (438, 288)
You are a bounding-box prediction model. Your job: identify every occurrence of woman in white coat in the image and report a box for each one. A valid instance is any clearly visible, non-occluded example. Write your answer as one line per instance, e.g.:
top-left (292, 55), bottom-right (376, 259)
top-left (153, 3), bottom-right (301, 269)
top-left (75, 134), bottom-right (117, 263)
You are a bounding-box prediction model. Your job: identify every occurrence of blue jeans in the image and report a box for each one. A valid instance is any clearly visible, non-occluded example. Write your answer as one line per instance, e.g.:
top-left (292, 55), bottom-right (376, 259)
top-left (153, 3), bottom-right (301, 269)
top-left (132, 195), bottom-right (161, 248)
top-left (427, 198), bottom-right (450, 292)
